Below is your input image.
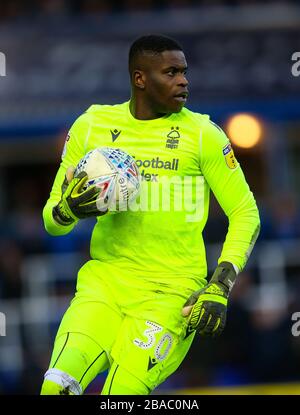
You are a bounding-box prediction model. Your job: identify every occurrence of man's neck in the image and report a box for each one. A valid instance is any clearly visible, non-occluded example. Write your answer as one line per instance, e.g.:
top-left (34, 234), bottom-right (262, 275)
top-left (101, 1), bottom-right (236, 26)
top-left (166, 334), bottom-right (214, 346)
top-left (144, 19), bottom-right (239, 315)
top-left (129, 97), bottom-right (167, 121)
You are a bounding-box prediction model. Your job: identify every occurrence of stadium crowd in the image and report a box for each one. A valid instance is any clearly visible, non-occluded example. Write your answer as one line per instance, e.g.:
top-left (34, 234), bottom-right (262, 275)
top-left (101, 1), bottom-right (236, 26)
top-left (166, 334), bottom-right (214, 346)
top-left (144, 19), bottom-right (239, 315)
top-left (0, 0), bottom-right (298, 21)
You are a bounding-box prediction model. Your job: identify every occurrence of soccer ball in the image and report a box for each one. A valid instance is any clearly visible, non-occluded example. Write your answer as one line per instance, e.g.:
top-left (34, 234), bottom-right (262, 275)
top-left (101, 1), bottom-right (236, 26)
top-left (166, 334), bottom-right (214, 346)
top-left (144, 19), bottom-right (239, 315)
top-left (74, 147), bottom-right (141, 212)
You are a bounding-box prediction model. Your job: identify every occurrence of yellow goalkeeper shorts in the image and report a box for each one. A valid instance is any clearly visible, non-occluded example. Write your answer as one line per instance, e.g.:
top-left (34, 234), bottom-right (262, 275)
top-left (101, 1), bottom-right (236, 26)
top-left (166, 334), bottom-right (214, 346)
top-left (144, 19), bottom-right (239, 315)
top-left (51, 259), bottom-right (201, 391)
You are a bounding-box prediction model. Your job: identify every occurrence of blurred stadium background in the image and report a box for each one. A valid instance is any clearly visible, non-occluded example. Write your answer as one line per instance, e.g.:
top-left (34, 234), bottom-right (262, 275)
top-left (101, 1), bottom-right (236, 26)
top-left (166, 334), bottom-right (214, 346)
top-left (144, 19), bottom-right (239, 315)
top-left (1, 0), bottom-right (300, 395)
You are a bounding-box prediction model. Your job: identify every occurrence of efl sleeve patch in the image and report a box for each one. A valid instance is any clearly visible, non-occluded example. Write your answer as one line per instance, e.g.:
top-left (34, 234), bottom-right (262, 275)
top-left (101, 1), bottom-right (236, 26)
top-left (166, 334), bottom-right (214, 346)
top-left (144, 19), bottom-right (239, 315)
top-left (223, 142), bottom-right (238, 169)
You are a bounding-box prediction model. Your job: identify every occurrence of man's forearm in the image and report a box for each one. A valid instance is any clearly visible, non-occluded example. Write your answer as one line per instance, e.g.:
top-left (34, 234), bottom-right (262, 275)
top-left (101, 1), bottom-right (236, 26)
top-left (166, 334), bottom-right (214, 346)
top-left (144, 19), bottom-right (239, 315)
top-left (219, 195), bottom-right (260, 272)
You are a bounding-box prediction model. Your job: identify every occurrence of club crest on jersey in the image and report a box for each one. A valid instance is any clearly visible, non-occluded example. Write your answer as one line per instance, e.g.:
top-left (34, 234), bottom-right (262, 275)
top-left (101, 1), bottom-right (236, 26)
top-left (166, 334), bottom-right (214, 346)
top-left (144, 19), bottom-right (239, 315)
top-left (223, 142), bottom-right (237, 169)
top-left (166, 126), bottom-right (180, 149)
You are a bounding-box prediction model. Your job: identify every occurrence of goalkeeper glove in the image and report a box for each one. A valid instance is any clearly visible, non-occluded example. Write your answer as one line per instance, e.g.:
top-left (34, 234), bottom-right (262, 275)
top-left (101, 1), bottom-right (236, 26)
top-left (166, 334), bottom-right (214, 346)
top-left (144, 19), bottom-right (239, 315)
top-left (53, 167), bottom-right (106, 225)
top-left (182, 262), bottom-right (237, 337)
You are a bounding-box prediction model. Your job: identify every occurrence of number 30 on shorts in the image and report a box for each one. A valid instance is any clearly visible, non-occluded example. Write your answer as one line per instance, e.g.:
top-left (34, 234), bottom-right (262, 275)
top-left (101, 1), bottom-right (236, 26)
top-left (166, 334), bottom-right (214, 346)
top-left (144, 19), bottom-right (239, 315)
top-left (133, 321), bottom-right (173, 362)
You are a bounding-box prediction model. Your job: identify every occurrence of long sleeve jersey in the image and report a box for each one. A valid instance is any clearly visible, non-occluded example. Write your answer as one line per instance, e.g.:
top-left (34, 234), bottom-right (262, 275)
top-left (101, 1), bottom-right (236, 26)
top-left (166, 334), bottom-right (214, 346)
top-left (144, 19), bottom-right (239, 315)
top-left (43, 101), bottom-right (260, 288)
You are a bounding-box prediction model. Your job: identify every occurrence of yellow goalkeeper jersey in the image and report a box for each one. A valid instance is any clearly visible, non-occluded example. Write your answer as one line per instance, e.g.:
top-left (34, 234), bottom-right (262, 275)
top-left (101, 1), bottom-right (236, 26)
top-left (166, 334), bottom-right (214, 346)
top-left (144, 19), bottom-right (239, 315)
top-left (43, 101), bottom-right (260, 285)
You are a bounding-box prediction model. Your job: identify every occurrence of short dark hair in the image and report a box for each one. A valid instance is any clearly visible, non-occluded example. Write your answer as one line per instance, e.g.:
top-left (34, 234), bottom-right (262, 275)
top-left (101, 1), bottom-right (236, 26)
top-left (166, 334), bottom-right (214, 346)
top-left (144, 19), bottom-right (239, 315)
top-left (128, 34), bottom-right (183, 75)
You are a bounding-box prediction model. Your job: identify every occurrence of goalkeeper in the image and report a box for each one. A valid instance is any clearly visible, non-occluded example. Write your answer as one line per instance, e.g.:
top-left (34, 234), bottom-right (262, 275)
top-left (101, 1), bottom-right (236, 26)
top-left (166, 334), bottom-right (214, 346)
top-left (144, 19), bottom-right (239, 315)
top-left (40, 34), bottom-right (260, 395)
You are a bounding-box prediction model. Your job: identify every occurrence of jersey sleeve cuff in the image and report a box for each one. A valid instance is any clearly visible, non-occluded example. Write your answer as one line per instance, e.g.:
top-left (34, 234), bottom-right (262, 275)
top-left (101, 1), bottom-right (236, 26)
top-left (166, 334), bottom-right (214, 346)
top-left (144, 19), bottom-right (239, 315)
top-left (43, 201), bottom-right (76, 236)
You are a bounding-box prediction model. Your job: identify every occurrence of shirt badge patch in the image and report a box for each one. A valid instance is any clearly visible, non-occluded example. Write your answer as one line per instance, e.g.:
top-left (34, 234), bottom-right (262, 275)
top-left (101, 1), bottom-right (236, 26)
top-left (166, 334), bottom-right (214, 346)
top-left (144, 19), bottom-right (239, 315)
top-left (166, 126), bottom-right (180, 149)
top-left (223, 142), bottom-right (237, 169)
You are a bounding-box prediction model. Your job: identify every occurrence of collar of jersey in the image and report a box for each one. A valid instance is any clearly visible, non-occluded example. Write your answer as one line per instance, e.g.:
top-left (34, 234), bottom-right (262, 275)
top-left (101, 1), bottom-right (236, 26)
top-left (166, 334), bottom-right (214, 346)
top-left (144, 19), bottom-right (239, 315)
top-left (126, 101), bottom-right (173, 125)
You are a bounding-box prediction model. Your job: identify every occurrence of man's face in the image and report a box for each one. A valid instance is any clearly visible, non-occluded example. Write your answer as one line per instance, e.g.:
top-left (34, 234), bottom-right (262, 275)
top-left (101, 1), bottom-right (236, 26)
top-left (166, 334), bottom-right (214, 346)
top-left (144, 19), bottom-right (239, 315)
top-left (140, 50), bottom-right (189, 114)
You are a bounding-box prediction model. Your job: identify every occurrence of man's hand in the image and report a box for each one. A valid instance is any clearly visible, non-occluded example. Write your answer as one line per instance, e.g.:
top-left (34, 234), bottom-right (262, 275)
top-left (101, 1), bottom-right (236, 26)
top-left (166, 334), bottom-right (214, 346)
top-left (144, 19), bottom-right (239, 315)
top-left (53, 166), bottom-right (107, 225)
top-left (182, 262), bottom-right (237, 337)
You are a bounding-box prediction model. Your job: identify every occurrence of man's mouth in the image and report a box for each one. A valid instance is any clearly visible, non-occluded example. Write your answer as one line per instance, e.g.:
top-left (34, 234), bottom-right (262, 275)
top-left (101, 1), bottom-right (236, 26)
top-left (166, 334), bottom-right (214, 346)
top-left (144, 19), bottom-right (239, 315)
top-left (174, 92), bottom-right (188, 102)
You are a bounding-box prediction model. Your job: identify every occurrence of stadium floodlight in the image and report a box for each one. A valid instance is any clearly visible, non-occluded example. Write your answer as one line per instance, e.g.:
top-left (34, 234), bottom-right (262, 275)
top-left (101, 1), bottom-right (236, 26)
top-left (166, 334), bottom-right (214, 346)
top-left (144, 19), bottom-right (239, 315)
top-left (225, 113), bottom-right (263, 149)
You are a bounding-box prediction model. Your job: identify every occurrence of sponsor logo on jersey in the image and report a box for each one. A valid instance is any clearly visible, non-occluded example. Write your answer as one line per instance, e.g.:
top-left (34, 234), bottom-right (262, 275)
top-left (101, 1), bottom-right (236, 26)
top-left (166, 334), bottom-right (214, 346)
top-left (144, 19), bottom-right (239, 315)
top-left (222, 142), bottom-right (238, 169)
top-left (166, 126), bottom-right (180, 149)
top-left (132, 156), bottom-right (179, 181)
top-left (133, 156), bottom-right (179, 171)
top-left (110, 129), bottom-right (121, 142)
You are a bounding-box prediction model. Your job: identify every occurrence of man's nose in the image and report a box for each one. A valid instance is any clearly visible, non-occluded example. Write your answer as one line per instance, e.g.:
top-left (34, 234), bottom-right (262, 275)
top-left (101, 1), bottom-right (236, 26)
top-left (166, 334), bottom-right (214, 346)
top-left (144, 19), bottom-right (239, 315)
top-left (178, 74), bottom-right (188, 87)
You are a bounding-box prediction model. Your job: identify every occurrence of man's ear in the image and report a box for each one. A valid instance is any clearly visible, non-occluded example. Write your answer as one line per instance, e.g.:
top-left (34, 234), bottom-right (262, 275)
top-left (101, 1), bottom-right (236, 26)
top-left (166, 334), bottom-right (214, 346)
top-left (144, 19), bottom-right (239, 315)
top-left (133, 70), bottom-right (146, 90)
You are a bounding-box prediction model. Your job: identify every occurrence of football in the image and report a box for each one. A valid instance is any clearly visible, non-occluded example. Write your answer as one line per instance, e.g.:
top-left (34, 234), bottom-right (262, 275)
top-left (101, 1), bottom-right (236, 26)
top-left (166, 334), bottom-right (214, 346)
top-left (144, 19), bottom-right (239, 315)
top-left (74, 147), bottom-right (141, 212)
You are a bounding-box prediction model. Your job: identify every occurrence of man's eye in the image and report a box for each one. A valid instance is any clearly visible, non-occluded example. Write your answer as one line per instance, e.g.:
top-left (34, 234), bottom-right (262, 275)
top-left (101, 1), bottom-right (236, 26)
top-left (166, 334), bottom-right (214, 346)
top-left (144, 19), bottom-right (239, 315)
top-left (167, 71), bottom-right (175, 76)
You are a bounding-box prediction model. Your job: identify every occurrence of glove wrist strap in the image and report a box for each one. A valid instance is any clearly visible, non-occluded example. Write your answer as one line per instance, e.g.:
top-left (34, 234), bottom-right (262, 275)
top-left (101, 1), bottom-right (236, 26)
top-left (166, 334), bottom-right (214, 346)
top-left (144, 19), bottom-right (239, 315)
top-left (210, 261), bottom-right (237, 294)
